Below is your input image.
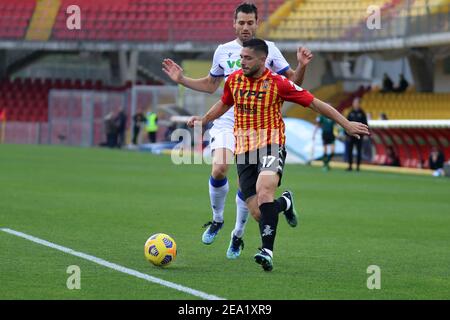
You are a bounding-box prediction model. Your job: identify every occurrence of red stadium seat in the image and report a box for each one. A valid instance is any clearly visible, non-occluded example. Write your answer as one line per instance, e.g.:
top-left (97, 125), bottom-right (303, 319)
top-left (0, 0), bottom-right (35, 40)
top-left (50, 0), bottom-right (283, 42)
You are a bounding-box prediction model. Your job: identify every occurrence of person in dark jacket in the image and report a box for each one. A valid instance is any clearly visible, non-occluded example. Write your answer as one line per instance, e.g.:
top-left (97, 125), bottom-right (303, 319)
top-left (115, 107), bottom-right (127, 148)
top-left (104, 111), bottom-right (118, 148)
top-left (381, 73), bottom-right (393, 93)
top-left (132, 107), bottom-right (146, 145)
top-left (384, 146), bottom-right (401, 167)
top-left (393, 74), bottom-right (409, 93)
top-left (346, 98), bottom-right (368, 171)
top-left (429, 146), bottom-right (445, 177)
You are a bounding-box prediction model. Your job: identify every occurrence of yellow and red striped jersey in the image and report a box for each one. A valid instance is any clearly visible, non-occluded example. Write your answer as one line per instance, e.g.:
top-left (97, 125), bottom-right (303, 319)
top-left (221, 68), bottom-right (314, 154)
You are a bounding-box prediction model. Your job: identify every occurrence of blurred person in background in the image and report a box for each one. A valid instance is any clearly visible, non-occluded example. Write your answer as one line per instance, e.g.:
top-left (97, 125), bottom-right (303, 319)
top-left (384, 146), bottom-right (401, 167)
top-left (381, 73), bottom-right (393, 93)
top-left (394, 74), bottom-right (409, 93)
top-left (346, 97), bottom-right (368, 171)
top-left (115, 107), bottom-right (127, 148)
top-left (164, 123), bottom-right (177, 141)
top-left (104, 110), bottom-right (118, 148)
top-left (146, 109), bottom-right (158, 143)
top-left (429, 146), bottom-right (445, 177)
top-left (132, 107), bottom-right (146, 145)
top-left (313, 114), bottom-right (336, 171)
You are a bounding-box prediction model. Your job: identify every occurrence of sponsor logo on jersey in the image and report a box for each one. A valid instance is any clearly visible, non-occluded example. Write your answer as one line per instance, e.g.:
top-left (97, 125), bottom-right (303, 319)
top-left (238, 89), bottom-right (266, 99)
top-left (227, 59), bottom-right (242, 69)
top-left (236, 104), bottom-right (257, 115)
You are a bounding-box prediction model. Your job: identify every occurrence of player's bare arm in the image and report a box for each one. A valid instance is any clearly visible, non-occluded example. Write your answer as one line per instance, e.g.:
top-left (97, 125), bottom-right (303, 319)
top-left (162, 58), bottom-right (223, 94)
top-left (309, 98), bottom-right (370, 139)
top-left (284, 47), bottom-right (313, 86)
top-left (187, 100), bottom-right (232, 128)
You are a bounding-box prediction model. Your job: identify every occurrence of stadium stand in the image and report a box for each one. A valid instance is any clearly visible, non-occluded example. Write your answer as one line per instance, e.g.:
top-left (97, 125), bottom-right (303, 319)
top-left (0, 0), bottom-right (36, 40)
top-left (1, 0), bottom-right (449, 43)
top-left (25, 0), bottom-right (60, 41)
top-left (337, 86), bottom-right (372, 113)
top-left (4, 1), bottom-right (278, 126)
top-left (0, 77), bottom-right (162, 122)
top-left (361, 91), bottom-right (450, 120)
top-left (403, 0), bottom-right (450, 16)
top-left (264, 0), bottom-right (395, 40)
top-left (0, 78), bottom-right (48, 122)
top-left (50, 0), bottom-right (285, 42)
top-left (262, 0), bottom-right (450, 41)
top-left (405, 0), bottom-right (450, 35)
top-left (0, 0), bottom-right (285, 42)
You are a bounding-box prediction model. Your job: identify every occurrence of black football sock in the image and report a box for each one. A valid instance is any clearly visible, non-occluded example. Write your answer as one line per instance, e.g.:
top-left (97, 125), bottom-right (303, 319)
top-left (274, 196), bottom-right (288, 212)
top-left (327, 153), bottom-right (334, 164)
top-left (258, 202), bottom-right (280, 252)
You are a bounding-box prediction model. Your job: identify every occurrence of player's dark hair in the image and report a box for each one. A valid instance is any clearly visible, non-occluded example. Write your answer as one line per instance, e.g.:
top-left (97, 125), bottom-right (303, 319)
top-left (234, 2), bottom-right (258, 21)
top-left (242, 38), bottom-right (268, 56)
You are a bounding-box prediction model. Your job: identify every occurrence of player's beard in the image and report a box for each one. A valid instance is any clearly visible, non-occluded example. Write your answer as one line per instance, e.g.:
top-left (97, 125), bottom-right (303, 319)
top-left (243, 64), bottom-right (262, 78)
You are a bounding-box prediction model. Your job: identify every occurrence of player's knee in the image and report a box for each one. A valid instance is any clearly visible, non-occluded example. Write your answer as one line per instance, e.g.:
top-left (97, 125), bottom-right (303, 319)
top-left (211, 163), bottom-right (228, 179)
top-left (257, 189), bottom-right (274, 207)
top-left (246, 198), bottom-right (261, 222)
top-left (249, 206), bottom-right (260, 222)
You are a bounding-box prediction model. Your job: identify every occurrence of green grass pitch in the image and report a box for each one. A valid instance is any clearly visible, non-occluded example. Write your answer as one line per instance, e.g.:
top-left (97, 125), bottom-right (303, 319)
top-left (1, 144), bottom-right (449, 299)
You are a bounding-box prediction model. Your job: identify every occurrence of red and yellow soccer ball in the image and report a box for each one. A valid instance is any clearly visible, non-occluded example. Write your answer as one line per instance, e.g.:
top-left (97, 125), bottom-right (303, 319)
top-left (144, 233), bottom-right (177, 267)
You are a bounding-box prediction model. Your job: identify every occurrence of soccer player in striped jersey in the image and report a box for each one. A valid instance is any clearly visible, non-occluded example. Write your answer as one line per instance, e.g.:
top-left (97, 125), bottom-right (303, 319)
top-left (188, 39), bottom-right (370, 271)
top-left (163, 3), bottom-right (313, 259)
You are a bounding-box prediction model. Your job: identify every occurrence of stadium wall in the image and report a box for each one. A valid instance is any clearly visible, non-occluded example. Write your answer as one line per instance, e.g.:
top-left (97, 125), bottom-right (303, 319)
top-left (283, 51), bottom-right (327, 91)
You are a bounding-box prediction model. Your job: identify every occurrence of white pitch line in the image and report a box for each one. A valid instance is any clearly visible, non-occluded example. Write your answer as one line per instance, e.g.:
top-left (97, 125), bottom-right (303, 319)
top-left (1, 228), bottom-right (225, 300)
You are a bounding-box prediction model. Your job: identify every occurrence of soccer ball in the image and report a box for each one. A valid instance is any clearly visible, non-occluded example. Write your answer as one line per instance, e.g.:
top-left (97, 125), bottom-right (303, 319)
top-left (144, 233), bottom-right (177, 267)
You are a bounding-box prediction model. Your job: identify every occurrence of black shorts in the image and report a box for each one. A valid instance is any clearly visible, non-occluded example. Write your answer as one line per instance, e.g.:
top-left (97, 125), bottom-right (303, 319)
top-left (322, 132), bottom-right (335, 145)
top-left (236, 144), bottom-right (287, 201)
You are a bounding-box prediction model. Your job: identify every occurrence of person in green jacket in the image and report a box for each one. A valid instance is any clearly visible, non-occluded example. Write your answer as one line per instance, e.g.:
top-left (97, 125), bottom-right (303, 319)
top-left (313, 114), bottom-right (336, 171)
top-left (146, 110), bottom-right (158, 143)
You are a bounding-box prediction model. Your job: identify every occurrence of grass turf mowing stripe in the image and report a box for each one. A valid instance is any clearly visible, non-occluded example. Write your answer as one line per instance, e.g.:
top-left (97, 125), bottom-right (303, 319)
top-left (0, 228), bottom-right (225, 301)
